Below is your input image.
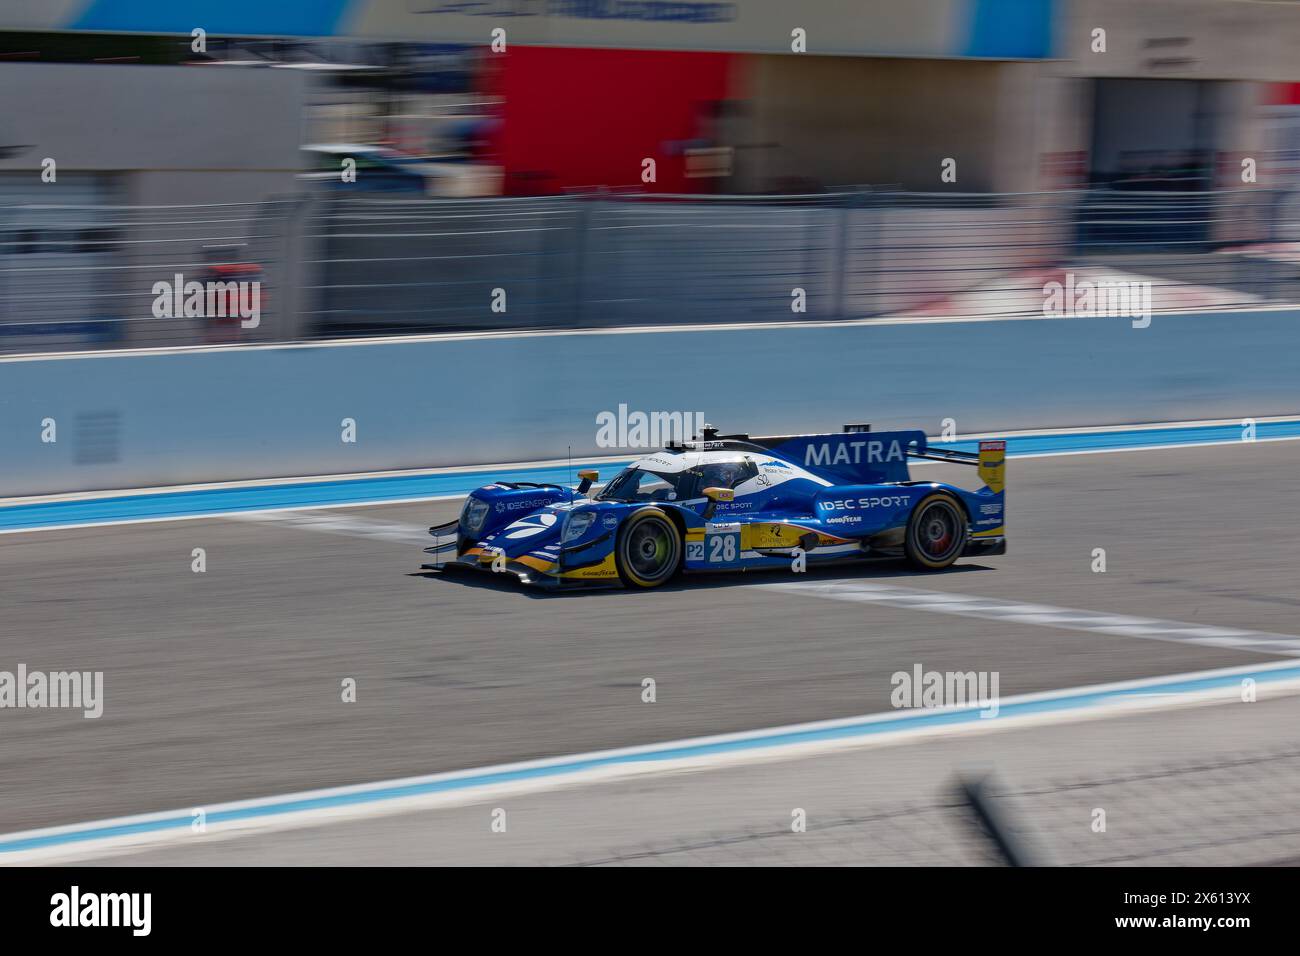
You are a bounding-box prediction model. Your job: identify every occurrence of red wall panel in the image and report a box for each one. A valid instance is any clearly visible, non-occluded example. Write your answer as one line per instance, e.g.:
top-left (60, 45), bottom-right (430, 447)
top-left (1266, 82), bottom-right (1300, 106)
top-left (482, 46), bottom-right (738, 195)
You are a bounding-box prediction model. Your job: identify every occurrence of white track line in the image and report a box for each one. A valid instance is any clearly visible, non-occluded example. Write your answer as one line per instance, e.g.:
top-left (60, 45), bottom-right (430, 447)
top-left (231, 510), bottom-right (430, 543)
top-left (761, 579), bottom-right (1300, 657)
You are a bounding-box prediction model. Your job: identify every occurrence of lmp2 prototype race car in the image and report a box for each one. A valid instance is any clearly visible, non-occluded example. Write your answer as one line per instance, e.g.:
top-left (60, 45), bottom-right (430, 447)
top-left (424, 425), bottom-right (1006, 589)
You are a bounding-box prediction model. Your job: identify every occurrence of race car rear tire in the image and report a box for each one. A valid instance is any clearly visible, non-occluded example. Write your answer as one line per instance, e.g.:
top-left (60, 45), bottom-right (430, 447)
top-left (904, 493), bottom-right (968, 570)
top-left (615, 509), bottom-right (682, 588)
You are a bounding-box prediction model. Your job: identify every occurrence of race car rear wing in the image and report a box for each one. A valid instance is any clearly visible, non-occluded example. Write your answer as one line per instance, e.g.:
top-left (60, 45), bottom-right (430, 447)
top-left (909, 445), bottom-right (979, 465)
top-left (916, 440), bottom-right (1007, 494)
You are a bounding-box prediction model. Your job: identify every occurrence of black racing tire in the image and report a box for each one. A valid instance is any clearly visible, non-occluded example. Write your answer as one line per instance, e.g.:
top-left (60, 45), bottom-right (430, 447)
top-left (615, 509), bottom-right (682, 588)
top-left (904, 493), bottom-right (968, 570)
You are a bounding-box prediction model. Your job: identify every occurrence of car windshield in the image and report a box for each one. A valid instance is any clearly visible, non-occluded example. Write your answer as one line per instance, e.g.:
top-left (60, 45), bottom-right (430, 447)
top-left (595, 467), bottom-right (688, 503)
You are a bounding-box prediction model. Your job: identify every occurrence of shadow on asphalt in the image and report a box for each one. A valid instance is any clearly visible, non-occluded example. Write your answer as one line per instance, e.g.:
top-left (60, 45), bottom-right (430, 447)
top-left (407, 559), bottom-right (997, 599)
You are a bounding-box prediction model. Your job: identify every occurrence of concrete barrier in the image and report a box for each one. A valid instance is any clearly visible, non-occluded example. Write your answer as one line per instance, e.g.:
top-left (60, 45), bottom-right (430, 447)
top-left (2, 308), bottom-right (1297, 498)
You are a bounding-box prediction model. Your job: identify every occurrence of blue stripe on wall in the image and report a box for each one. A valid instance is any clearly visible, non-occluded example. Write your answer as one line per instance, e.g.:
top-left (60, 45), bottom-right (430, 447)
top-left (71, 0), bottom-right (354, 37)
top-left (70, 0), bottom-right (1056, 57)
top-left (964, 0), bottom-right (1055, 59)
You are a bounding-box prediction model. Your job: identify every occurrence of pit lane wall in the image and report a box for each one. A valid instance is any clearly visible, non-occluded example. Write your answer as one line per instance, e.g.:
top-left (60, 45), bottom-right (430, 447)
top-left (1, 309), bottom-right (1297, 498)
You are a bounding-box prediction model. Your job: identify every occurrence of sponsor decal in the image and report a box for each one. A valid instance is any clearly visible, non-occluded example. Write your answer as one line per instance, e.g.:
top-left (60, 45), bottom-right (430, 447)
top-left (495, 498), bottom-right (549, 514)
top-left (978, 440), bottom-right (1006, 494)
top-left (805, 440), bottom-right (905, 468)
top-left (818, 495), bottom-right (910, 511)
top-left (503, 513), bottom-right (558, 539)
top-left (602, 514), bottom-right (618, 529)
top-left (746, 524), bottom-right (796, 548)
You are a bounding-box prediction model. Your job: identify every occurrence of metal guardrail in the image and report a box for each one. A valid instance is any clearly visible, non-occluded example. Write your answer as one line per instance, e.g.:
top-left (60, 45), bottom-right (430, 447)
top-left (303, 190), bottom-right (1084, 334)
top-left (0, 200), bottom-right (297, 352)
top-left (568, 747), bottom-right (1300, 866)
top-left (1, 188), bottom-right (1297, 354)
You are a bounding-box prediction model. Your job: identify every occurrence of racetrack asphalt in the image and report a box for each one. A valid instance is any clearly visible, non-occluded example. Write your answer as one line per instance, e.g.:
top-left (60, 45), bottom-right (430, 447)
top-left (80, 691), bottom-right (1300, 866)
top-left (1, 440), bottom-right (1296, 834)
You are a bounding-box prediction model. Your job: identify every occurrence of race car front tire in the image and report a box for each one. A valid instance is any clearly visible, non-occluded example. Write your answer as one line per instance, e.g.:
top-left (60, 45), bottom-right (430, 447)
top-left (615, 509), bottom-right (682, 588)
top-left (904, 493), bottom-right (968, 570)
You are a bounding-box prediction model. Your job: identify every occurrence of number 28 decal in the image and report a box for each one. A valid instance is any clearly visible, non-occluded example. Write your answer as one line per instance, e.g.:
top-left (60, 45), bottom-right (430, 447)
top-left (708, 534), bottom-right (738, 563)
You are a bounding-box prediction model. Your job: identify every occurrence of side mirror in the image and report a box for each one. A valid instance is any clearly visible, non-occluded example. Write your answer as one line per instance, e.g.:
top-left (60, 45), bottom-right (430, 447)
top-left (576, 469), bottom-right (599, 495)
top-left (701, 485), bottom-right (734, 520)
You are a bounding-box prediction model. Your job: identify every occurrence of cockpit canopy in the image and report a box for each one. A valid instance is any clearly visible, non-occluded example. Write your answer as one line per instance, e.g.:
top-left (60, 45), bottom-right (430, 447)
top-left (596, 453), bottom-right (759, 504)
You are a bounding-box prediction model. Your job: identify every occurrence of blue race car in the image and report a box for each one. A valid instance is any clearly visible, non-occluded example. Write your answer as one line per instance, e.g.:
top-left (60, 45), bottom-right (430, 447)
top-left (423, 425), bottom-right (1006, 589)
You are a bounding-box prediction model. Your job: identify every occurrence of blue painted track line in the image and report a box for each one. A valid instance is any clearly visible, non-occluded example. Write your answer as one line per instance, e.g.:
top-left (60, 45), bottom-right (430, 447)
top-left (0, 462), bottom-right (619, 531)
top-left (936, 418), bottom-right (1300, 457)
top-left (2, 659), bottom-right (1297, 855)
top-left (2, 419), bottom-right (1297, 533)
